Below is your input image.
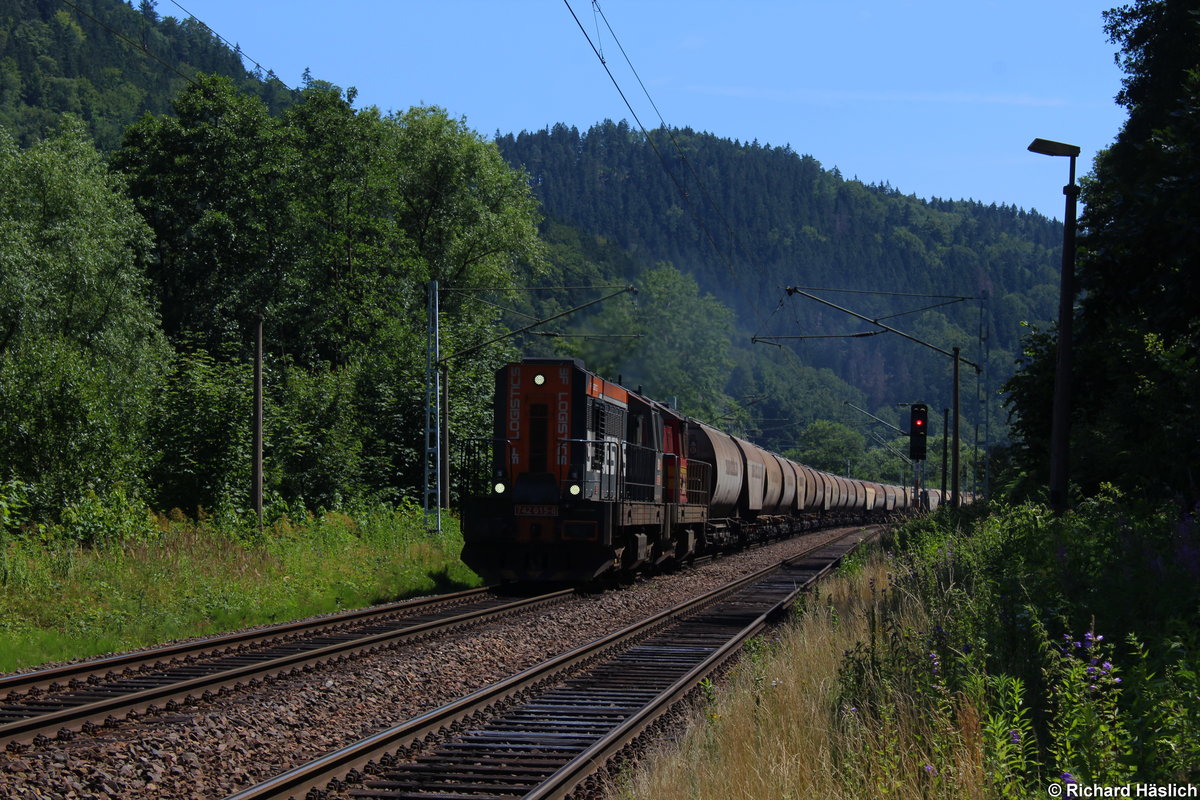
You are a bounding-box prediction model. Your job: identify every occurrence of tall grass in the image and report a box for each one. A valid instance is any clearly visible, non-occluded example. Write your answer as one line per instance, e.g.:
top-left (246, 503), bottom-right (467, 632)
top-left (0, 493), bottom-right (479, 672)
top-left (612, 494), bottom-right (1200, 799)
top-left (616, 555), bottom-right (991, 800)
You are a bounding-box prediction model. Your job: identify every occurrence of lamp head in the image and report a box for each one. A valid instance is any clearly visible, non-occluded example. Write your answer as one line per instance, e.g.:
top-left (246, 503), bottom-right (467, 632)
top-left (1028, 138), bottom-right (1081, 158)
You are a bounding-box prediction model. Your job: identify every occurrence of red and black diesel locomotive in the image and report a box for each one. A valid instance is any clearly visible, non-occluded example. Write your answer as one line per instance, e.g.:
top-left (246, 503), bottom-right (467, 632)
top-left (461, 357), bottom-right (916, 583)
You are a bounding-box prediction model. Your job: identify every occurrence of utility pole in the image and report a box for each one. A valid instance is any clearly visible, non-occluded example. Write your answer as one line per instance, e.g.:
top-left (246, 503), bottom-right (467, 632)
top-left (941, 408), bottom-right (949, 499)
top-left (423, 281), bottom-right (442, 533)
top-left (952, 346), bottom-right (961, 508)
top-left (252, 312), bottom-right (264, 536)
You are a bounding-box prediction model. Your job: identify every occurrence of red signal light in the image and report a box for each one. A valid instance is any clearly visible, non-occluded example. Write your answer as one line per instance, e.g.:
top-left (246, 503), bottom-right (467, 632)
top-left (909, 403), bottom-right (929, 461)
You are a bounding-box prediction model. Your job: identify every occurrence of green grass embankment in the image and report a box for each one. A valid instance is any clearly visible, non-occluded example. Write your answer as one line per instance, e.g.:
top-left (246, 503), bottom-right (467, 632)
top-left (0, 496), bottom-right (479, 672)
top-left (613, 494), bottom-right (1200, 799)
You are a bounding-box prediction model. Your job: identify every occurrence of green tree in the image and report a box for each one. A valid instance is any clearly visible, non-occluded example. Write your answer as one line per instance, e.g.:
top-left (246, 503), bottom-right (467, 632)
top-left (278, 82), bottom-right (408, 366)
top-left (114, 74), bottom-right (288, 349)
top-left (0, 118), bottom-right (168, 509)
top-left (116, 79), bottom-right (545, 509)
top-left (0, 0), bottom-right (293, 150)
top-left (150, 344), bottom-right (251, 513)
top-left (787, 420), bottom-right (866, 475)
top-left (565, 263), bottom-right (735, 421)
top-left (390, 105), bottom-right (545, 300)
top-left (1006, 0), bottom-right (1200, 501)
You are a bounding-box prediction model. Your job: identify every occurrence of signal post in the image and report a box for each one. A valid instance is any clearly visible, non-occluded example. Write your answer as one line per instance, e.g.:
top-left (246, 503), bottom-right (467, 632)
top-left (909, 403), bottom-right (928, 508)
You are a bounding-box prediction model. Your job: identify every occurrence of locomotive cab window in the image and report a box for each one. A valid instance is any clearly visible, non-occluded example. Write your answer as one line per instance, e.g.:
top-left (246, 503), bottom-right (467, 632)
top-left (626, 413), bottom-right (642, 445)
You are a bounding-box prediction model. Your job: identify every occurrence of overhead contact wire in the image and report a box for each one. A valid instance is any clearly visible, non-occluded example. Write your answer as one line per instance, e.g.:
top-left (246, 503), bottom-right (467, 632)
top-left (58, 0), bottom-right (202, 89)
top-left (593, 3), bottom-right (742, 273)
top-left (563, 1), bottom-right (738, 289)
top-left (167, 0), bottom-right (293, 89)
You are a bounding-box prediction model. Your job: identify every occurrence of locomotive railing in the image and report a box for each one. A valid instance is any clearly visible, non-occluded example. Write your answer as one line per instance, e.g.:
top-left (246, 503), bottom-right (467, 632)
top-left (460, 437), bottom-right (513, 498)
top-left (622, 442), bottom-right (658, 502)
top-left (558, 438), bottom-right (620, 502)
top-left (466, 435), bottom-right (689, 507)
top-left (685, 459), bottom-right (712, 506)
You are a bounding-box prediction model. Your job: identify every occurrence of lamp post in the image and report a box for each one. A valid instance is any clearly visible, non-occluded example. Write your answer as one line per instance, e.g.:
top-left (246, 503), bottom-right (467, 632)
top-left (1028, 137), bottom-right (1081, 515)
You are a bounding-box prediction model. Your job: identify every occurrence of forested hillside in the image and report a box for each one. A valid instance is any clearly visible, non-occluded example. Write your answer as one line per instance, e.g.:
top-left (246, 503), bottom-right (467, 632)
top-left (498, 124), bottom-right (1065, 465)
top-left (0, 0), bottom-right (1071, 518)
top-left (0, 0), bottom-right (293, 149)
top-left (1, 75), bottom-right (544, 522)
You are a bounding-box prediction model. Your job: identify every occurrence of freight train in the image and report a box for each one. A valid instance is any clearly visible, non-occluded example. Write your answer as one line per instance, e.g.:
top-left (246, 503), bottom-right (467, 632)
top-left (461, 357), bottom-right (921, 584)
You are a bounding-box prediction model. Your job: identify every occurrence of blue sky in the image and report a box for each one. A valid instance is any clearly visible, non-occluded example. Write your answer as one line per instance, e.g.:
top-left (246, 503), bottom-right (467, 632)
top-left (175, 0), bottom-right (1128, 218)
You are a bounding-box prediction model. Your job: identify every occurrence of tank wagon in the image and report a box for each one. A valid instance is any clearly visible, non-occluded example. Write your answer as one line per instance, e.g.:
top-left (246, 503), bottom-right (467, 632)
top-left (461, 358), bottom-right (914, 583)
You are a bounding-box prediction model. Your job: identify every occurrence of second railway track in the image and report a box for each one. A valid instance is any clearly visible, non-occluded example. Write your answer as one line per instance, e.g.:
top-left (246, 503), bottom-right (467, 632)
top-left (0, 586), bottom-right (574, 751)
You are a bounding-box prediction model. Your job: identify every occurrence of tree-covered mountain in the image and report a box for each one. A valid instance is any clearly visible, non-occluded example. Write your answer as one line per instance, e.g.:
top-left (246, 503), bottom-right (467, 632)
top-left (497, 123), bottom-right (1064, 462)
top-left (0, 0), bottom-right (1073, 513)
top-left (0, 0), bottom-right (294, 150)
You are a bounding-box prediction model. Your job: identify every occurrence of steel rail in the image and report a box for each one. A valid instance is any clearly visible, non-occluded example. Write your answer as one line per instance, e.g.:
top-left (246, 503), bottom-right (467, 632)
top-left (224, 527), bottom-right (878, 800)
top-left (526, 532), bottom-right (868, 800)
top-left (0, 587), bottom-right (495, 698)
top-left (1, 587), bottom-right (573, 751)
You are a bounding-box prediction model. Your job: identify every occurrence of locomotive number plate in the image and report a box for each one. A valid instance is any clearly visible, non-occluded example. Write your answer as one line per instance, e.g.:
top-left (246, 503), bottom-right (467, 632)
top-left (516, 504), bottom-right (559, 517)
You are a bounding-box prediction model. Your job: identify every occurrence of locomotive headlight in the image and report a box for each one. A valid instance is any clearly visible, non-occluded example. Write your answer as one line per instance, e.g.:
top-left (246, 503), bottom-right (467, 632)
top-left (494, 482), bottom-right (507, 494)
top-left (533, 373), bottom-right (546, 386)
top-left (568, 483), bottom-right (582, 496)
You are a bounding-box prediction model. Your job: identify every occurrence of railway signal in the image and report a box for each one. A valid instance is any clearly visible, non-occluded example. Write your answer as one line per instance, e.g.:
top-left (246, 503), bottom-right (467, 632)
top-left (909, 403), bottom-right (928, 461)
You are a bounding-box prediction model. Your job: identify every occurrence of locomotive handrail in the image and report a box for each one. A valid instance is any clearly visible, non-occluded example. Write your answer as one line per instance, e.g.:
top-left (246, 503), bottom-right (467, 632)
top-left (684, 457), bottom-right (713, 506)
top-left (661, 452), bottom-right (712, 508)
top-left (460, 436), bottom-right (517, 496)
top-left (622, 441), bottom-right (659, 502)
top-left (557, 437), bottom-right (620, 501)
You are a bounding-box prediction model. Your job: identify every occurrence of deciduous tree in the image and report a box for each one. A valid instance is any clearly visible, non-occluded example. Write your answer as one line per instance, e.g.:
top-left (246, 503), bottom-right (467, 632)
top-left (0, 118), bottom-right (167, 509)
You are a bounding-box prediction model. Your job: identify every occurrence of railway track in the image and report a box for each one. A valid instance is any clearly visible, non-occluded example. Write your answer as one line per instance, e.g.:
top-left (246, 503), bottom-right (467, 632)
top-left (0, 585), bottom-right (574, 752)
top-left (226, 526), bottom-right (878, 800)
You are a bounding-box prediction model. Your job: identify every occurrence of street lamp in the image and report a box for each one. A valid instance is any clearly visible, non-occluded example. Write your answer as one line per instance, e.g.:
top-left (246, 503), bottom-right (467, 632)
top-left (1028, 137), bottom-right (1081, 515)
